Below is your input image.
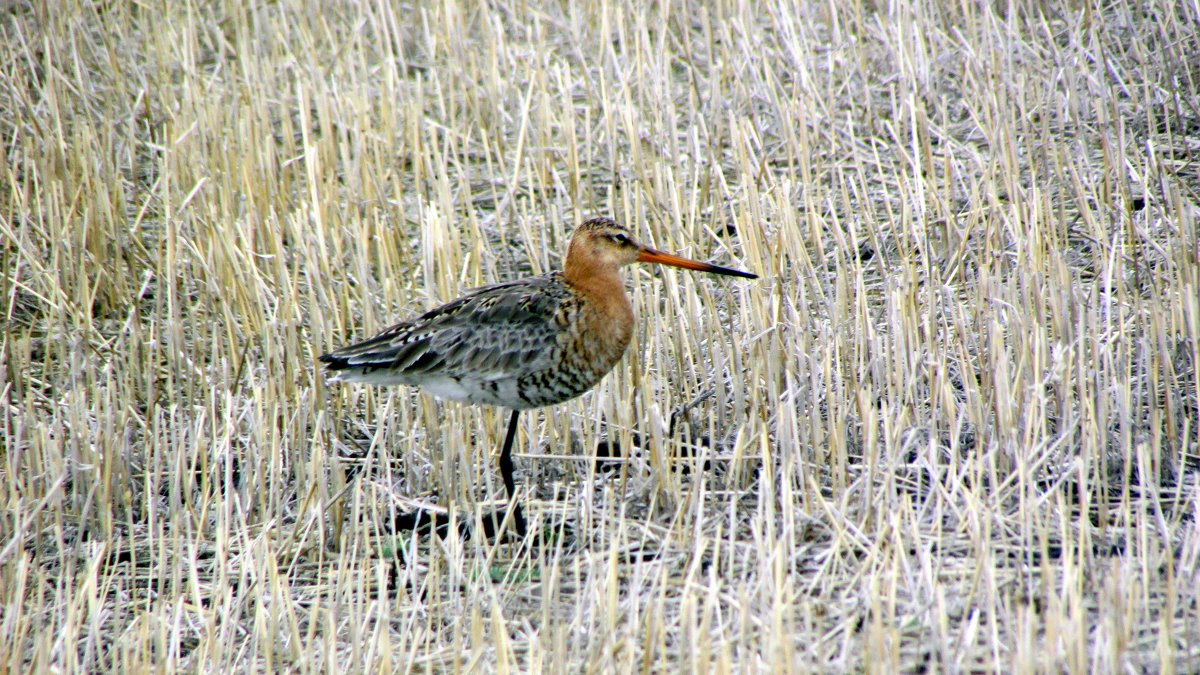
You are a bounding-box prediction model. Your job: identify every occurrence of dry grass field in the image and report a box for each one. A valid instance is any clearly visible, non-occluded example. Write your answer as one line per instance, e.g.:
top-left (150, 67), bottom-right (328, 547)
top-left (3, 0), bottom-right (1199, 671)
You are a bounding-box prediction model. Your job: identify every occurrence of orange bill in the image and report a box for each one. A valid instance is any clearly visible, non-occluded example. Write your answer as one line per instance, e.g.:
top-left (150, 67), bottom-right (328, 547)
top-left (637, 246), bottom-right (758, 279)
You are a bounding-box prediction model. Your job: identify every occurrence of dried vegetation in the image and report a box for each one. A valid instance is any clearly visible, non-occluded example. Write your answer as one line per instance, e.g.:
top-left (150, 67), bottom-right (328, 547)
top-left (2, 0), bottom-right (1198, 671)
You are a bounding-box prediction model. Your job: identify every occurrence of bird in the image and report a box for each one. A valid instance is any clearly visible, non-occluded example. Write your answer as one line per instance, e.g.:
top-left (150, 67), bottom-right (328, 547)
top-left (319, 216), bottom-right (756, 535)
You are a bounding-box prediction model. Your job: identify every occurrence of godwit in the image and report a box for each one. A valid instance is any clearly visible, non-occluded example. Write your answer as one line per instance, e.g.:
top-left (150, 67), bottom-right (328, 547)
top-left (320, 216), bottom-right (756, 534)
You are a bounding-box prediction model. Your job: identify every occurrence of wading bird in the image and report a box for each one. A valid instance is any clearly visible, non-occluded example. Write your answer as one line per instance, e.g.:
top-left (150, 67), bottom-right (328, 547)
top-left (320, 217), bottom-right (756, 535)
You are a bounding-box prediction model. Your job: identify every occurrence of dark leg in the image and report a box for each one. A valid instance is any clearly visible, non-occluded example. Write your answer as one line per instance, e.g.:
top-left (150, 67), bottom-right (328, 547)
top-left (497, 409), bottom-right (527, 536)
top-left (390, 409), bottom-right (526, 545)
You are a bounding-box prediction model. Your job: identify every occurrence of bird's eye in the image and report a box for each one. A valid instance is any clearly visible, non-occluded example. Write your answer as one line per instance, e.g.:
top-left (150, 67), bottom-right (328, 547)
top-left (611, 233), bottom-right (630, 245)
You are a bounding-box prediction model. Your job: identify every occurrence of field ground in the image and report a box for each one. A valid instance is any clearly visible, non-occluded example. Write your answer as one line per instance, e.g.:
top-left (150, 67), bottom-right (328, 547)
top-left (3, 0), bottom-right (1199, 671)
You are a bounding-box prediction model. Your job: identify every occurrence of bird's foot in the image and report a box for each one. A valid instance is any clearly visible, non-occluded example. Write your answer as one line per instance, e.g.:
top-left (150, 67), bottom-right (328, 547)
top-left (390, 503), bottom-right (526, 543)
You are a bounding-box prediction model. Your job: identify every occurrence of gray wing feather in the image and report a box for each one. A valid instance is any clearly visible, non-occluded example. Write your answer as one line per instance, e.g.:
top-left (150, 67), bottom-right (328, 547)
top-left (321, 274), bottom-right (570, 381)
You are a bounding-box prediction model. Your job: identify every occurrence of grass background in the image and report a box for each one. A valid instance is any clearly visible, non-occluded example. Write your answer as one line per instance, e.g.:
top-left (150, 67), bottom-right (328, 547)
top-left (3, 0), bottom-right (1198, 671)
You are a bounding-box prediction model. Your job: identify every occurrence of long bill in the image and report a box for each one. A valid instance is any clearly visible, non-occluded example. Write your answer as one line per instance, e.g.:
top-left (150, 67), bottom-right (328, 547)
top-left (637, 246), bottom-right (758, 279)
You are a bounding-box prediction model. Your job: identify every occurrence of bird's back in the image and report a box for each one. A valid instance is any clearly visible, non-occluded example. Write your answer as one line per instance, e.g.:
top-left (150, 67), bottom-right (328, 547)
top-left (319, 272), bottom-right (634, 410)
